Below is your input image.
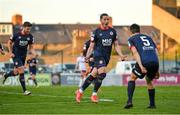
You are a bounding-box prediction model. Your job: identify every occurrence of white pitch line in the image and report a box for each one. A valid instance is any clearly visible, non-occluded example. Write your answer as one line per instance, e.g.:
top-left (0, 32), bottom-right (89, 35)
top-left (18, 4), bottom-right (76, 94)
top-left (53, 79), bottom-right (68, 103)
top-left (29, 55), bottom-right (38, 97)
top-left (0, 91), bottom-right (114, 102)
top-left (2, 100), bottom-right (90, 106)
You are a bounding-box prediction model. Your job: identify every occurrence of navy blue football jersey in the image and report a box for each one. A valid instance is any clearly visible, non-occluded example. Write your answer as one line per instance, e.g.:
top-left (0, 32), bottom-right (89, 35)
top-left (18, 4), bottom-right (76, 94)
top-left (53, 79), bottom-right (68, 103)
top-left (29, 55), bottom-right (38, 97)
top-left (128, 34), bottom-right (159, 65)
top-left (27, 58), bottom-right (38, 70)
top-left (83, 39), bottom-right (94, 57)
top-left (10, 32), bottom-right (34, 57)
top-left (83, 40), bottom-right (90, 57)
top-left (91, 27), bottom-right (117, 60)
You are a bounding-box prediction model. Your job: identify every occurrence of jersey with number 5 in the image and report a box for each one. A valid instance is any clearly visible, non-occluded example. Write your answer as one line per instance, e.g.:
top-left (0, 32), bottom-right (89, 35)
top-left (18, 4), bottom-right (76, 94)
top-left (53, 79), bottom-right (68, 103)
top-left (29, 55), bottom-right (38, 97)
top-left (128, 34), bottom-right (159, 65)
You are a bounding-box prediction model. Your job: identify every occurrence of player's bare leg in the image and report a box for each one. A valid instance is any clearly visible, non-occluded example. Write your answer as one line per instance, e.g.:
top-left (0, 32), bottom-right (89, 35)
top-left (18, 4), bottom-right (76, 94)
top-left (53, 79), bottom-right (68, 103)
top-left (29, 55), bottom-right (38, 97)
top-left (91, 66), bottom-right (106, 103)
top-left (78, 71), bottom-right (86, 88)
top-left (76, 68), bottom-right (97, 103)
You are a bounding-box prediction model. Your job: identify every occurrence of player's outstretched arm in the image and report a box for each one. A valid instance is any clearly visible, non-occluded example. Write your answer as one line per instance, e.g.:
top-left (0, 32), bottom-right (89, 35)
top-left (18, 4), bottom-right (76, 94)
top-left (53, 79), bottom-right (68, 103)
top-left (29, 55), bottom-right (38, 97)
top-left (114, 40), bottom-right (126, 61)
top-left (86, 42), bottom-right (94, 60)
top-left (29, 44), bottom-right (36, 56)
top-left (7, 40), bottom-right (14, 58)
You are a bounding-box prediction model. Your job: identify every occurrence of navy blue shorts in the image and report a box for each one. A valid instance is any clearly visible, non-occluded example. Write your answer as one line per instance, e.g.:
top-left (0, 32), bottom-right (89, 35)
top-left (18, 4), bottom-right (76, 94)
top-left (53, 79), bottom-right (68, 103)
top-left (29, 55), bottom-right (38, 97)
top-left (29, 68), bottom-right (37, 75)
top-left (13, 57), bottom-right (26, 68)
top-left (94, 57), bottom-right (109, 68)
top-left (132, 62), bottom-right (159, 80)
top-left (88, 61), bottom-right (94, 67)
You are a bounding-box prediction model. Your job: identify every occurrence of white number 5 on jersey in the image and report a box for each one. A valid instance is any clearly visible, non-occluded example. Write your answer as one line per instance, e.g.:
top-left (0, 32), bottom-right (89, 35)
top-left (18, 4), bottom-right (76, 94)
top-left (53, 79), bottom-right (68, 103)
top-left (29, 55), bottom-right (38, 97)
top-left (140, 36), bottom-right (150, 46)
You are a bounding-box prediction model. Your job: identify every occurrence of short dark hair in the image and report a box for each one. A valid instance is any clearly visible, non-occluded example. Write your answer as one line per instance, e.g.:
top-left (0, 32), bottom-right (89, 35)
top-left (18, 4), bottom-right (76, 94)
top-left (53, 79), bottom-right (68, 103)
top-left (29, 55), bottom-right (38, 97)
top-left (130, 23), bottom-right (140, 34)
top-left (23, 21), bottom-right (32, 27)
top-left (100, 13), bottom-right (109, 19)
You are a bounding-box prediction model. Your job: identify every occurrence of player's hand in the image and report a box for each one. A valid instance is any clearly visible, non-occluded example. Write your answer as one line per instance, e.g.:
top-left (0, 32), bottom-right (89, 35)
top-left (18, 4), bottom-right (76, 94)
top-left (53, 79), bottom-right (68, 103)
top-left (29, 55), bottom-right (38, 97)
top-left (85, 57), bottom-right (89, 63)
top-left (140, 66), bottom-right (147, 73)
top-left (155, 71), bottom-right (160, 79)
top-left (9, 52), bottom-right (15, 58)
top-left (0, 51), bottom-right (5, 55)
top-left (89, 57), bottom-right (94, 62)
top-left (0, 49), bottom-right (5, 55)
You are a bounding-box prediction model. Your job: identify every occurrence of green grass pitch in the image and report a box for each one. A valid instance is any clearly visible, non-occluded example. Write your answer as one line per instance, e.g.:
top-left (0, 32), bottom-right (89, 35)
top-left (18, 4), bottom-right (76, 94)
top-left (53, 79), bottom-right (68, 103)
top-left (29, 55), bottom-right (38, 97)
top-left (0, 86), bottom-right (180, 114)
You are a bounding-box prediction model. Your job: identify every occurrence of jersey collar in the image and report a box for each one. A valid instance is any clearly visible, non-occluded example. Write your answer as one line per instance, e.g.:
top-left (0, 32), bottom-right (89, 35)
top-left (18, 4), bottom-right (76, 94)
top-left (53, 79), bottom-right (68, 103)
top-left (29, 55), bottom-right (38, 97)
top-left (130, 33), bottom-right (140, 37)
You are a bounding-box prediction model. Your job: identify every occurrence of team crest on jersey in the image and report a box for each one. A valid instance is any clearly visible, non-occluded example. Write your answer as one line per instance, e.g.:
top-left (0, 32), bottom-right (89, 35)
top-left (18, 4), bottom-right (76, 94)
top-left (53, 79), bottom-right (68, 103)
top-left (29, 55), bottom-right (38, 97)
top-left (99, 33), bottom-right (103, 36)
top-left (18, 36), bottom-right (21, 39)
top-left (99, 60), bottom-right (103, 64)
top-left (110, 31), bottom-right (114, 36)
top-left (27, 37), bottom-right (30, 41)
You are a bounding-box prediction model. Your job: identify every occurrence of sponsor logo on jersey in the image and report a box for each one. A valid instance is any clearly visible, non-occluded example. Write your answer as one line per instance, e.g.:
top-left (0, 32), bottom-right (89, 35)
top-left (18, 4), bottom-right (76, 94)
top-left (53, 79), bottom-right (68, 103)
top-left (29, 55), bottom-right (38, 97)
top-left (142, 46), bottom-right (154, 50)
top-left (19, 40), bottom-right (28, 46)
top-left (102, 39), bottom-right (112, 46)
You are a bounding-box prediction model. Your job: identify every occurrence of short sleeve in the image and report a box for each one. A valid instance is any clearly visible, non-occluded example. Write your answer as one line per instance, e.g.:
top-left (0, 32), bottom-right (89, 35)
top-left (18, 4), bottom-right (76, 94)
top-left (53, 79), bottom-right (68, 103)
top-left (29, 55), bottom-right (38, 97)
top-left (90, 30), bottom-right (97, 43)
top-left (29, 37), bottom-right (34, 45)
top-left (9, 34), bottom-right (16, 42)
top-left (128, 38), bottom-right (135, 49)
top-left (113, 30), bottom-right (118, 42)
top-left (152, 40), bottom-right (157, 48)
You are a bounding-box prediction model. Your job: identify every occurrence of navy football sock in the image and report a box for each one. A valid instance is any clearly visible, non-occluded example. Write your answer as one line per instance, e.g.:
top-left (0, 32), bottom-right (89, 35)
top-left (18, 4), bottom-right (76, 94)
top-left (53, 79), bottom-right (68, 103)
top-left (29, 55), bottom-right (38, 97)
top-left (28, 77), bottom-right (32, 80)
top-left (93, 73), bottom-right (106, 92)
top-left (3, 71), bottom-right (17, 84)
top-left (81, 75), bottom-right (95, 91)
top-left (33, 79), bottom-right (38, 86)
top-left (127, 81), bottom-right (135, 104)
top-left (19, 73), bottom-right (26, 92)
top-left (4, 71), bottom-right (16, 79)
top-left (148, 89), bottom-right (155, 106)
